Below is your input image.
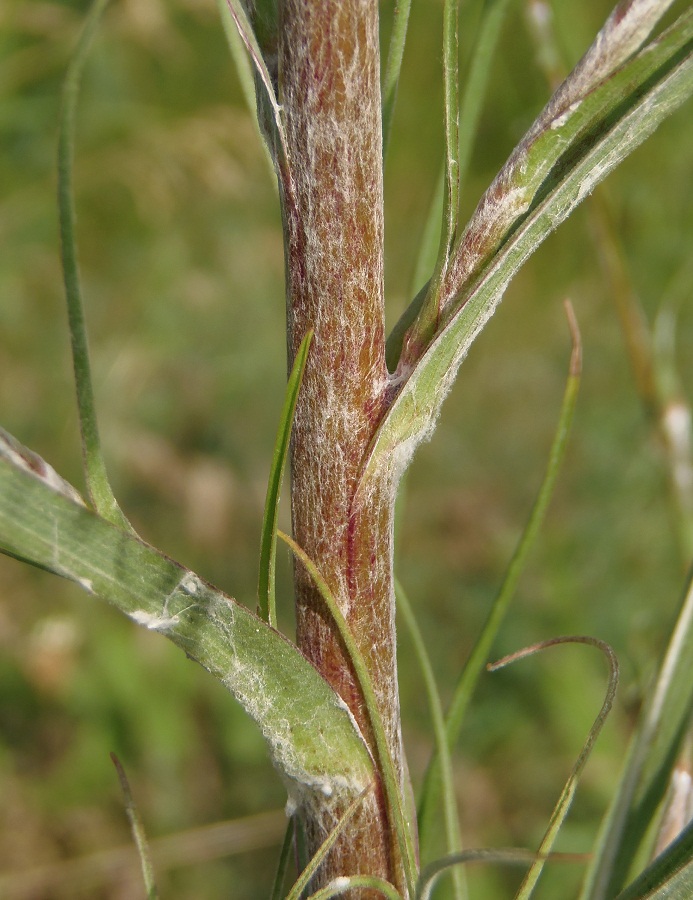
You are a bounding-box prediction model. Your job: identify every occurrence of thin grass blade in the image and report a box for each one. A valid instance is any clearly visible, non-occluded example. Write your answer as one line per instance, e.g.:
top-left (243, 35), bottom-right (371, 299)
top-left (580, 567), bottom-right (693, 899)
top-left (416, 303), bottom-right (581, 860)
top-left (257, 329), bottom-right (313, 625)
top-left (386, 173), bottom-right (443, 372)
top-left (400, 0), bottom-right (460, 358)
top-left (224, 0), bottom-right (287, 164)
top-left (417, 848), bottom-right (542, 900)
top-left (396, 578), bottom-right (465, 899)
top-left (111, 753), bottom-right (158, 900)
top-left (58, 0), bottom-right (132, 531)
top-left (488, 637), bottom-right (618, 899)
top-left (382, 0), bottom-right (412, 157)
top-left (457, 0), bottom-right (513, 194)
top-left (270, 819), bottom-right (295, 900)
top-left (441, 0), bottom-right (460, 260)
top-left (386, 0), bottom-right (513, 372)
top-left (216, 0), bottom-right (277, 186)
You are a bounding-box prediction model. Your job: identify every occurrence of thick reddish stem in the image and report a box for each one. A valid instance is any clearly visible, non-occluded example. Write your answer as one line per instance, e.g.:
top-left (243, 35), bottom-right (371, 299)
top-left (278, 0), bottom-right (409, 890)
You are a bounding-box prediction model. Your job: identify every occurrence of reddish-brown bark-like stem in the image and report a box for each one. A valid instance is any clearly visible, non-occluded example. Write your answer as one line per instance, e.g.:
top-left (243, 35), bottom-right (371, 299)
top-left (278, 0), bottom-right (409, 890)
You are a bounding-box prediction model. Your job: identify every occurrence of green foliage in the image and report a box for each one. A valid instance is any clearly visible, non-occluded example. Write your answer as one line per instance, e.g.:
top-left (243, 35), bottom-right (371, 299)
top-left (1, 1), bottom-right (693, 897)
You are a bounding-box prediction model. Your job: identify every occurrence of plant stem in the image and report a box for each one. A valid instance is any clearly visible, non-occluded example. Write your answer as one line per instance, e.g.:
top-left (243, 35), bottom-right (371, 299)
top-left (277, 0), bottom-right (409, 891)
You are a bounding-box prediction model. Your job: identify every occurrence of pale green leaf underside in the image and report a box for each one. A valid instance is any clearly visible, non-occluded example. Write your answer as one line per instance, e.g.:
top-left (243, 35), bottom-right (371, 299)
top-left (366, 12), bottom-right (693, 488)
top-left (0, 450), bottom-right (373, 808)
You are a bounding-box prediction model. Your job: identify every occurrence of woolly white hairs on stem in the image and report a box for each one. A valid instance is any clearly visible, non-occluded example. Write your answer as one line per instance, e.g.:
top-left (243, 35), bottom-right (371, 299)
top-left (277, 0), bottom-right (408, 888)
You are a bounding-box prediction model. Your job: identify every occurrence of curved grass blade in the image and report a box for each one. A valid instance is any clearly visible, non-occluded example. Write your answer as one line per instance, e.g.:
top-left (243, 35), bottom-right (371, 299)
top-left (396, 578), bottom-right (464, 900)
top-left (614, 817), bottom-right (693, 900)
top-left (382, 0), bottom-right (412, 158)
top-left (111, 753), bottom-right (158, 900)
top-left (417, 848), bottom-right (544, 900)
top-left (278, 530), bottom-right (418, 896)
top-left (257, 329), bottom-right (313, 626)
top-left (58, 0), bottom-right (132, 532)
top-left (284, 788), bottom-right (369, 900)
top-left (580, 567), bottom-right (693, 900)
top-left (0, 445), bottom-right (374, 816)
top-left (486, 637), bottom-right (619, 899)
top-left (416, 302), bottom-right (581, 861)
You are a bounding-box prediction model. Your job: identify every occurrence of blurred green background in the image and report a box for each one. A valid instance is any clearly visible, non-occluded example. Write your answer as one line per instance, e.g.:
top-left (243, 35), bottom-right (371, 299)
top-left (1, 1), bottom-right (692, 897)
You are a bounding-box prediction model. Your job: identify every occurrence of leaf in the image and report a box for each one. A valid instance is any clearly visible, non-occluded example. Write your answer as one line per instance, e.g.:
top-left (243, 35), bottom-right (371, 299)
top-left (416, 302), bottom-right (582, 868)
top-left (257, 328), bottom-right (313, 626)
top-left (495, 637), bottom-right (619, 899)
top-left (382, 0), bottom-right (413, 157)
top-left (58, 0), bottom-right (132, 532)
top-left (613, 817), bottom-right (693, 900)
top-left (111, 753), bottom-right (158, 900)
top-left (367, 9), bottom-right (693, 489)
top-left (223, 0), bottom-right (287, 165)
top-left (580, 567), bottom-right (693, 899)
top-left (416, 848), bottom-right (540, 900)
top-left (396, 579), bottom-right (464, 900)
top-left (0, 441), bottom-right (374, 815)
top-left (216, 0), bottom-right (277, 187)
top-left (386, 0), bottom-right (513, 372)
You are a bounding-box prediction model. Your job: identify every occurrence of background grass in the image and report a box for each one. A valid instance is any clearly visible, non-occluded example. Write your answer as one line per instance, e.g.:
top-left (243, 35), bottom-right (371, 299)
top-left (1, 0), bottom-right (692, 897)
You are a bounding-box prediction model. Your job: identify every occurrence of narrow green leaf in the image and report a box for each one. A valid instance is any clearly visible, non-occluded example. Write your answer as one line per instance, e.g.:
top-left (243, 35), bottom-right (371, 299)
top-left (495, 637), bottom-right (619, 900)
top-left (111, 753), bottom-right (158, 900)
top-left (270, 819), bottom-right (295, 900)
top-left (441, 0), bottom-right (460, 259)
top-left (278, 531), bottom-right (419, 897)
top-left (614, 818), bottom-right (693, 900)
top-left (257, 329), bottom-right (313, 626)
top-left (580, 567), bottom-right (693, 899)
top-left (0, 445), bottom-right (374, 814)
top-left (398, 0), bottom-right (461, 365)
top-left (456, 0), bottom-right (513, 195)
top-left (58, 0), bottom-right (131, 532)
top-left (416, 304), bottom-right (581, 860)
top-left (385, 177), bottom-right (442, 372)
top-left (223, 0), bottom-right (287, 164)
top-left (216, 0), bottom-right (277, 187)
top-left (382, 0), bottom-right (413, 158)
top-left (396, 579), bottom-right (465, 900)
top-left (363, 12), bottom-right (693, 487)
top-left (386, 0), bottom-right (512, 372)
